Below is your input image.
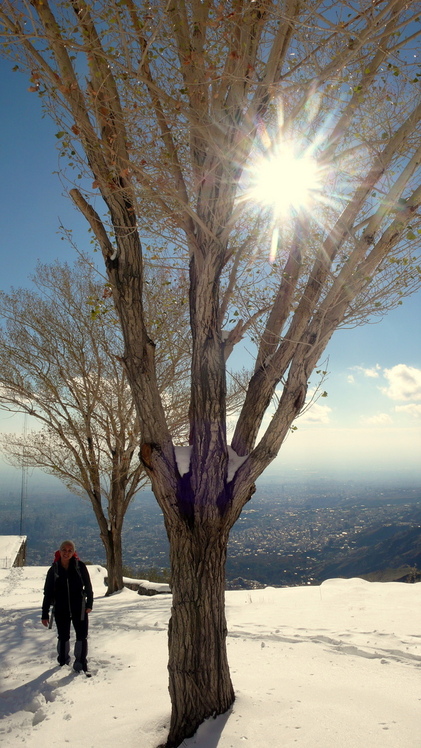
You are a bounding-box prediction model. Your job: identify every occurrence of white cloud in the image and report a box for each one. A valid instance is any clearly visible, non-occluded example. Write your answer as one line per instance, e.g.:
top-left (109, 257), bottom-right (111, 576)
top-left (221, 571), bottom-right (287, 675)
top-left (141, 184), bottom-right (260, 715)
top-left (272, 423), bottom-right (421, 474)
top-left (364, 364), bottom-right (382, 378)
top-left (352, 364), bottom-right (382, 379)
top-left (395, 404), bottom-right (421, 419)
top-left (381, 364), bottom-right (421, 402)
top-left (299, 402), bottom-right (332, 424)
top-left (360, 412), bottom-right (393, 426)
top-left (347, 374), bottom-right (355, 384)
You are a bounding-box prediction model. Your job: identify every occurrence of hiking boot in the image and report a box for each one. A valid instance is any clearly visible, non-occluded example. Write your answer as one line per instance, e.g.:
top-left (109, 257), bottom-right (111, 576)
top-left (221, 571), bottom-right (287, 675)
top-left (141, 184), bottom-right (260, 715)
top-left (57, 639), bottom-right (70, 666)
top-left (73, 639), bottom-right (88, 672)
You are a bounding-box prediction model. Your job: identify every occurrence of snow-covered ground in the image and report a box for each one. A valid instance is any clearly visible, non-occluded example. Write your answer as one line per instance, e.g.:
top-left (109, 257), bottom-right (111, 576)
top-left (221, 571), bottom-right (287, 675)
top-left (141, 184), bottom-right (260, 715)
top-left (0, 565), bottom-right (420, 747)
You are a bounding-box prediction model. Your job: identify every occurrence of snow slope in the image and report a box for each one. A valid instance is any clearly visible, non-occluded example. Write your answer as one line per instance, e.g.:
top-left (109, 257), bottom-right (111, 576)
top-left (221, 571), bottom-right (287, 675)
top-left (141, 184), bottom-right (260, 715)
top-left (0, 536), bottom-right (26, 569)
top-left (0, 565), bottom-right (420, 747)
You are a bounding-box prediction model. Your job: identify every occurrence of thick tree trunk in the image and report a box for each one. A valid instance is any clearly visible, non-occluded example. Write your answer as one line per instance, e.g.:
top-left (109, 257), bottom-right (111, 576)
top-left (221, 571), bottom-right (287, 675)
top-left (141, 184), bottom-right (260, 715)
top-left (164, 520), bottom-right (234, 748)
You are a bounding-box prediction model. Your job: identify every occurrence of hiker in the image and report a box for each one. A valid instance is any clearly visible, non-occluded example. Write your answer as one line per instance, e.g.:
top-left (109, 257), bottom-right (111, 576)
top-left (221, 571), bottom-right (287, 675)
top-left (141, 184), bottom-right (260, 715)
top-left (41, 540), bottom-right (93, 672)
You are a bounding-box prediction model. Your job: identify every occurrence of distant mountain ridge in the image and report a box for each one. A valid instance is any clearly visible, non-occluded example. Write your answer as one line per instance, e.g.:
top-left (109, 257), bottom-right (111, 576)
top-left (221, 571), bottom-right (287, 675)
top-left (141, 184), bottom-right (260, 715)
top-left (314, 524), bottom-right (421, 582)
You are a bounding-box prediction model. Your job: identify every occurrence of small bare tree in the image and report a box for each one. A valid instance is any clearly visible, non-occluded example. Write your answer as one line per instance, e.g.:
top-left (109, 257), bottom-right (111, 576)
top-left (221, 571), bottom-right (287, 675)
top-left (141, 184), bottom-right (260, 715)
top-left (1, 2), bottom-right (420, 745)
top-left (0, 260), bottom-right (189, 594)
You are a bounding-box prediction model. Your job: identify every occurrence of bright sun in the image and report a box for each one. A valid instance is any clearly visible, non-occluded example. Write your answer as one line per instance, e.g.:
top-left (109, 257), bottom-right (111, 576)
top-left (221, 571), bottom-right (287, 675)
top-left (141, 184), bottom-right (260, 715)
top-left (249, 145), bottom-right (321, 216)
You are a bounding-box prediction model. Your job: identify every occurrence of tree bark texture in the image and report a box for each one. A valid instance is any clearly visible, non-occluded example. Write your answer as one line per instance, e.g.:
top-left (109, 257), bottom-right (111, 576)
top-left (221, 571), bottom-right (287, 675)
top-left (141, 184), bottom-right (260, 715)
top-left (102, 521), bottom-right (124, 596)
top-left (89, 486), bottom-right (126, 596)
top-left (165, 517), bottom-right (234, 748)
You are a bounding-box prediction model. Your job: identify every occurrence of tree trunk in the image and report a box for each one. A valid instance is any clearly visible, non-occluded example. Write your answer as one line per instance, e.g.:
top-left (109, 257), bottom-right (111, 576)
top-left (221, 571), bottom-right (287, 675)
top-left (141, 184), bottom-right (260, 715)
top-left (101, 520), bottom-right (124, 596)
top-left (164, 519), bottom-right (234, 748)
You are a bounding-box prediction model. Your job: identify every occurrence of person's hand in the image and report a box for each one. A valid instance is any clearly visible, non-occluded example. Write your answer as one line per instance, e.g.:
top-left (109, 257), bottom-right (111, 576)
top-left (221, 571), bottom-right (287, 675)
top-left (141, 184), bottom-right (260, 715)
top-left (86, 608), bottom-right (92, 614)
top-left (41, 619), bottom-right (49, 627)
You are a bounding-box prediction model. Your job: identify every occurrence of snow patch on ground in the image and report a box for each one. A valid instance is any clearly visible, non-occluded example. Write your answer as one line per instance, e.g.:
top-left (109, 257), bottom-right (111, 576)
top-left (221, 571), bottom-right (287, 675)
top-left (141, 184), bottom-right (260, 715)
top-left (0, 566), bottom-right (420, 747)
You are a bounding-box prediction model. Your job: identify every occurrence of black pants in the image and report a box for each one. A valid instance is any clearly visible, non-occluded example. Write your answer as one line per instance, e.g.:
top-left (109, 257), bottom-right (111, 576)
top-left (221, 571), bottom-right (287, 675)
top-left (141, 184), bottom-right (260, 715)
top-left (55, 611), bottom-right (89, 668)
top-left (55, 611), bottom-right (88, 642)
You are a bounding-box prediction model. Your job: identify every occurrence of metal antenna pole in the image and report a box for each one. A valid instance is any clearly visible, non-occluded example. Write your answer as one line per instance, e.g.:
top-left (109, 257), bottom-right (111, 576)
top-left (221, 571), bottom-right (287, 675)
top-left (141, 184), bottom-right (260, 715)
top-left (20, 413), bottom-right (28, 536)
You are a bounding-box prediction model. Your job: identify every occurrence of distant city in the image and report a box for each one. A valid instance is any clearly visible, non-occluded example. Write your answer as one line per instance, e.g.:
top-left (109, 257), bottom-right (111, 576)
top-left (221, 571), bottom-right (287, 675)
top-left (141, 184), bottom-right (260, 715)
top-left (1, 474), bottom-right (420, 587)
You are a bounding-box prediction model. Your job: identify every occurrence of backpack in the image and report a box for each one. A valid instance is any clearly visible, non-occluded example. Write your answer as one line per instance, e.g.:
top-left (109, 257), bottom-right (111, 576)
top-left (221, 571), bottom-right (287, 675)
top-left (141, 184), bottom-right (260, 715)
top-left (49, 555), bottom-right (87, 625)
top-left (53, 557), bottom-right (83, 584)
top-left (52, 550), bottom-right (83, 583)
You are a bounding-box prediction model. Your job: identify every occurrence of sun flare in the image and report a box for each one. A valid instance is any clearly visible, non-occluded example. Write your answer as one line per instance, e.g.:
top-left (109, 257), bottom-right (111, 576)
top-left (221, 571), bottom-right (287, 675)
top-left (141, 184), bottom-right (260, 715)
top-left (249, 146), bottom-right (322, 216)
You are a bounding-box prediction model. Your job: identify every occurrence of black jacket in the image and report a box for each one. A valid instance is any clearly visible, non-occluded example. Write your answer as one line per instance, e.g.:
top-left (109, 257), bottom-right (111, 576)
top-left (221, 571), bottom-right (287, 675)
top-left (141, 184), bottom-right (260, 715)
top-left (42, 557), bottom-right (93, 621)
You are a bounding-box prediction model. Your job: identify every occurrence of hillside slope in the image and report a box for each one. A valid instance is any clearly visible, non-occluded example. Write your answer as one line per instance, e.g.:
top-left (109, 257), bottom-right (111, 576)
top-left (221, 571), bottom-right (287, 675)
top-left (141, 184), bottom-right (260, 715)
top-left (315, 525), bottom-right (421, 580)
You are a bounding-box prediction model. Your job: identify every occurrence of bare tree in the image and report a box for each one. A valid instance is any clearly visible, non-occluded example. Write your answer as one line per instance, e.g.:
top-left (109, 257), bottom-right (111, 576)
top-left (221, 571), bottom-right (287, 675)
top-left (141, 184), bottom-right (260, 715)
top-left (0, 260), bottom-right (189, 594)
top-left (1, 2), bottom-right (420, 745)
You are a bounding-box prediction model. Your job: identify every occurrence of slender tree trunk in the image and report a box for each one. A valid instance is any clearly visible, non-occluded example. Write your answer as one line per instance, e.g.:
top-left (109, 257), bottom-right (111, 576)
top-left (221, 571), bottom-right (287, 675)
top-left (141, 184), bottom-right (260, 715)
top-left (90, 483), bottom-right (127, 595)
top-left (164, 518), bottom-right (234, 748)
top-left (89, 491), bottom-right (125, 595)
top-left (103, 524), bottom-right (124, 595)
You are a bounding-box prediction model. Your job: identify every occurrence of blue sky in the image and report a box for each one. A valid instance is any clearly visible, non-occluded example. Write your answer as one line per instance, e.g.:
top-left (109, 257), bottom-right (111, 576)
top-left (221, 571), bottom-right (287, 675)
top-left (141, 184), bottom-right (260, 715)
top-left (0, 60), bottom-right (420, 489)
